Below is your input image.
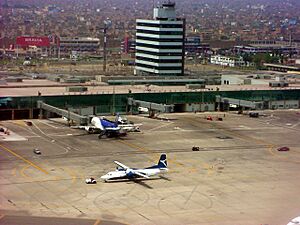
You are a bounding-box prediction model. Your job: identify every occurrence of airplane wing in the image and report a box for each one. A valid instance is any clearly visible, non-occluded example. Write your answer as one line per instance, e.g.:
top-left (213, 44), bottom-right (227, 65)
top-left (118, 126), bottom-right (136, 131)
top-left (70, 125), bottom-right (99, 134)
top-left (118, 124), bottom-right (142, 132)
top-left (70, 126), bottom-right (83, 129)
top-left (113, 162), bottom-right (150, 179)
top-left (114, 161), bottom-right (130, 170)
top-left (70, 125), bottom-right (97, 130)
top-left (118, 123), bottom-right (143, 127)
top-left (105, 127), bottom-right (121, 131)
top-left (133, 171), bottom-right (150, 179)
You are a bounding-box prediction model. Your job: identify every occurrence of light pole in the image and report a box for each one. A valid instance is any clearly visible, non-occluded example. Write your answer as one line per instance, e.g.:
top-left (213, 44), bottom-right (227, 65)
top-left (112, 84), bottom-right (115, 115)
top-left (103, 19), bottom-right (112, 73)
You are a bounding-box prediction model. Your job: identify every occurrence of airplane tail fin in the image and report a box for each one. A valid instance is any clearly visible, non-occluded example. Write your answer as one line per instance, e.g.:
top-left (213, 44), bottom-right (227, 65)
top-left (115, 113), bottom-right (120, 123)
top-left (115, 113), bottom-right (127, 124)
top-left (157, 154), bottom-right (167, 168)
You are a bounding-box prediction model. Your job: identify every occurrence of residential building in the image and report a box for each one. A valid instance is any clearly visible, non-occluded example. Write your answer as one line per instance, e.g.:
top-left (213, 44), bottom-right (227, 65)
top-left (185, 36), bottom-right (200, 54)
top-left (210, 55), bottom-right (245, 67)
top-left (59, 37), bottom-right (100, 53)
top-left (233, 45), bottom-right (298, 55)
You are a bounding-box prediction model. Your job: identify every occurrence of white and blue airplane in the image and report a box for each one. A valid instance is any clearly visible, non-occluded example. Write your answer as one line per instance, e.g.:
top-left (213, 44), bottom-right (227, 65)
top-left (101, 154), bottom-right (168, 182)
top-left (72, 114), bottom-right (140, 138)
top-left (73, 116), bottom-right (124, 138)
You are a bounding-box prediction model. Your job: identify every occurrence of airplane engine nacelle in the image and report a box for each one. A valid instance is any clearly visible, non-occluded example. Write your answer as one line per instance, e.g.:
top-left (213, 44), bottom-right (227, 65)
top-left (126, 169), bottom-right (134, 178)
top-left (85, 127), bottom-right (93, 133)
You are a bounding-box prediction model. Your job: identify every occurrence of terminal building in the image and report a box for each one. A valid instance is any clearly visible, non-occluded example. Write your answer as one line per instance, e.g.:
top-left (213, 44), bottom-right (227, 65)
top-left (135, 2), bottom-right (185, 76)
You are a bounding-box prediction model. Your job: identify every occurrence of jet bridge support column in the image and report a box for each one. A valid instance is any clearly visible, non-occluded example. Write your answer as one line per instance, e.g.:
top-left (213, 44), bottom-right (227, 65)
top-left (39, 108), bottom-right (43, 119)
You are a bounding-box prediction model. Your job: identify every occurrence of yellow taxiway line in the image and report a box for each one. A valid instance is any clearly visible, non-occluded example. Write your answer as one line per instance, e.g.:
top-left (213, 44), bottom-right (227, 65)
top-left (0, 144), bottom-right (49, 175)
top-left (12, 120), bottom-right (26, 127)
top-left (20, 165), bottom-right (32, 178)
top-left (65, 168), bottom-right (77, 184)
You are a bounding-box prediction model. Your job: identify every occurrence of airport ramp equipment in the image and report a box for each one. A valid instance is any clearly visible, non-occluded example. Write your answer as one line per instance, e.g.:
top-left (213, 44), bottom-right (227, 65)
top-left (215, 95), bottom-right (262, 109)
top-left (127, 98), bottom-right (174, 113)
top-left (37, 101), bottom-right (88, 125)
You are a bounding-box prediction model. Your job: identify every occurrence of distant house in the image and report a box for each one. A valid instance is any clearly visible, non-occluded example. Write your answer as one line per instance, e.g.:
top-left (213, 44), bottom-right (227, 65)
top-left (210, 55), bottom-right (245, 67)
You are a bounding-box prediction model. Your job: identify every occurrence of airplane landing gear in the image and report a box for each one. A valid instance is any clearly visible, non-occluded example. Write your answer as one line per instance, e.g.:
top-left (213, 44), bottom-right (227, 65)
top-left (98, 131), bottom-right (106, 139)
top-left (106, 133), bottom-right (113, 138)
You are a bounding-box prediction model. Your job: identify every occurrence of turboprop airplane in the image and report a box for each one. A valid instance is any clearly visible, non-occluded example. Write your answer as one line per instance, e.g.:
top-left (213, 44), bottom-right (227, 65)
top-left (101, 154), bottom-right (168, 182)
top-left (71, 114), bottom-right (140, 138)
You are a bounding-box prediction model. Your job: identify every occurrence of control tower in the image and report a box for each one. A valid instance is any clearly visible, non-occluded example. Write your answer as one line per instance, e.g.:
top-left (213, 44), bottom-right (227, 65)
top-left (135, 1), bottom-right (185, 76)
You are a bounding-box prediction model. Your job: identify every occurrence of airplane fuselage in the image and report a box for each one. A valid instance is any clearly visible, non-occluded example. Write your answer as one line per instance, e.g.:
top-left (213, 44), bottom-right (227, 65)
top-left (101, 168), bottom-right (168, 181)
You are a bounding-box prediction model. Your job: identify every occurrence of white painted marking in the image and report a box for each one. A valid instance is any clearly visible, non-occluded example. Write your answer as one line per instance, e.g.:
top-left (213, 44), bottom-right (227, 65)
top-left (0, 131), bottom-right (28, 141)
top-left (291, 121), bottom-right (300, 128)
top-left (47, 133), bottom-right (74, 137)
top-left (14, 121), bottom-right (70, 155)
top-left (143, 127), bottom-right (282, 134)
top-left (38, 120), bottom-right (59, 129)
top-left (32, 122), bottom-right (46, 135)
top-left (148, 122), bottom-right (174, 132)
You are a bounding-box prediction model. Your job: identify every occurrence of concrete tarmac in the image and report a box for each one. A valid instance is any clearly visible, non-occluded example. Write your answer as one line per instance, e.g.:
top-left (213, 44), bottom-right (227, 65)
top-left (0, 110), bottom-right (299, 225)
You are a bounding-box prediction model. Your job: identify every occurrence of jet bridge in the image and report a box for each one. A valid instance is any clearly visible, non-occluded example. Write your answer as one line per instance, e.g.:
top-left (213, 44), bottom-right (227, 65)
top-left (127, 98), bottom-right (174, 116)
top-left (37, 101), bottom-right (88, 125)
top-left (215, 95), bottom-right (263, 110)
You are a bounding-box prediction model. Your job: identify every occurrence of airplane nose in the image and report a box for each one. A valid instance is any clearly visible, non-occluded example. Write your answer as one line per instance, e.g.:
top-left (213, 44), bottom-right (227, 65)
top-left (101, 175), bottom-right (107, 179)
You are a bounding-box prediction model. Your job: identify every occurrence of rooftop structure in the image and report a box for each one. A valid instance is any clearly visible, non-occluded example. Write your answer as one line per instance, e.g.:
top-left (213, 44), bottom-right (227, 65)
top-left (153, 1), bottom-right (177, 20)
